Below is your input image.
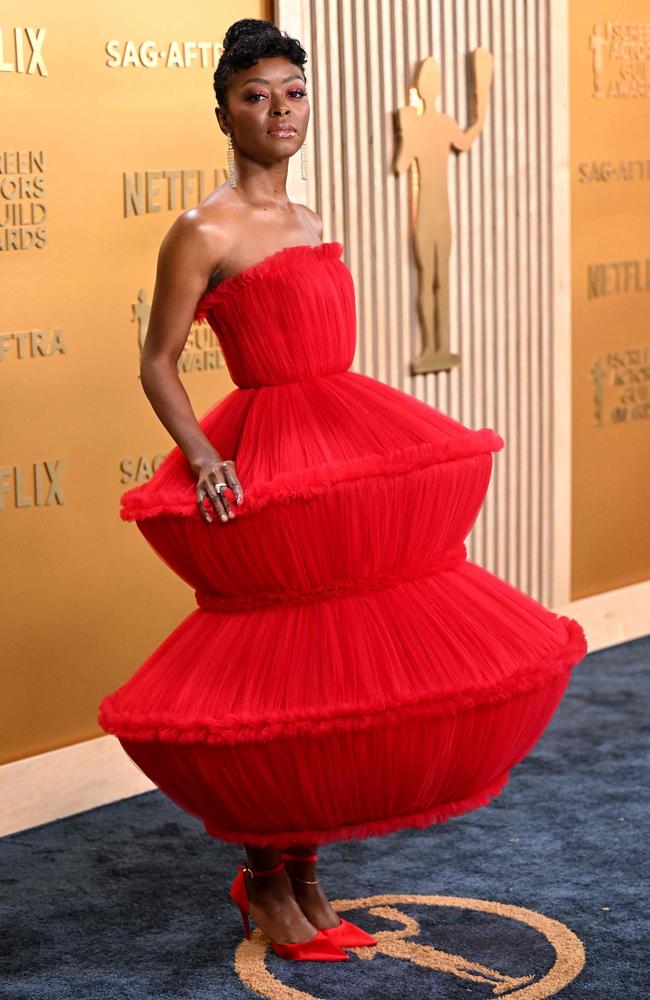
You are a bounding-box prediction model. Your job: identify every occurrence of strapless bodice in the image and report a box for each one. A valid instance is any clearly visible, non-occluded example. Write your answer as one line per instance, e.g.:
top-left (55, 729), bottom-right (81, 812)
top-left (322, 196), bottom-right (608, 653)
top-left (193, 242), bottom-right (355, 388)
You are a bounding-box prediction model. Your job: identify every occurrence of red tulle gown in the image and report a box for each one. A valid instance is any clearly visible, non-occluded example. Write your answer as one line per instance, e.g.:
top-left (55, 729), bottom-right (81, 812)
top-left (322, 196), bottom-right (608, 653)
top-left (98, 241), bottom-right (588, 847)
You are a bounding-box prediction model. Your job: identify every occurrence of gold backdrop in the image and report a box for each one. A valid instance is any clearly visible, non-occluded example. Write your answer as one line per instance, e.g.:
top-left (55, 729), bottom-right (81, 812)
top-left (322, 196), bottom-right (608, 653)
top-left (0, 2), bottom-right (269, 764)
top-left (3, 2), bottom-right (646, 767)
top-left (570, 1), bottom-right (650, 598)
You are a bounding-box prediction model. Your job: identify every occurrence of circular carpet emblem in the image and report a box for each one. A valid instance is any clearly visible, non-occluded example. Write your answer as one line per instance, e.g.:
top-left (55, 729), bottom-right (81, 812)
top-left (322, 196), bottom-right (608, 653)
top-left (234, 894), bottom-right (585, 998)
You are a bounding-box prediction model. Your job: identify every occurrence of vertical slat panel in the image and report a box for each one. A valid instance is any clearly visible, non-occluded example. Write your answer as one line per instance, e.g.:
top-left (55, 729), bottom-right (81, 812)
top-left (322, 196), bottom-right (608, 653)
top-left (526, 0), bottom-right (541, 601)
top-left (465, 0), bottom-right (484, 565)
top-left (478, 0), bottom-right (496, 572)
top-left (549, 0), bottom-right (572, 610)
top-left (538, 0), bottom-right (553, 608)
top-left (405, 0), bottom-right (423, 399)
top-left (502, 0), bottom-right (519, 587)
top-left (381, 0), bottom-right (401, 389)
top-left (514, 0), bottom-right (530, 594)
top-left (277, 0), bottom-right (563, 606)
top-left (490, 0), bottom-right (509, 581)
top-left (443, 0), bottom-right (460, 421)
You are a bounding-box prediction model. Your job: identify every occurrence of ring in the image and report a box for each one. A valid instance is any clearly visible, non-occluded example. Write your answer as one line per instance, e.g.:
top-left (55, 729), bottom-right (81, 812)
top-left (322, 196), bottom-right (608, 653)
top-left (213, 482), bottom-right (226, 494)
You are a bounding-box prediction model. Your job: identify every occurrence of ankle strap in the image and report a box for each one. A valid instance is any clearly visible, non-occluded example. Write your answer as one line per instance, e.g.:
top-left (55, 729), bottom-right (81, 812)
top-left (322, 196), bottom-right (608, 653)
top-left (281, 852), bottom-right (318, 862)
top-left (239, 860), bottom-right (285, 878)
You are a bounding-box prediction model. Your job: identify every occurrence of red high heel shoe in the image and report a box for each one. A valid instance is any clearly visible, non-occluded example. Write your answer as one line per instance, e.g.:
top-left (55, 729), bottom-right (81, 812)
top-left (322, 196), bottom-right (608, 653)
top-left (229, 859), bottom-right (349, 961)
top-left (281, 852), bottom-right (378, 948)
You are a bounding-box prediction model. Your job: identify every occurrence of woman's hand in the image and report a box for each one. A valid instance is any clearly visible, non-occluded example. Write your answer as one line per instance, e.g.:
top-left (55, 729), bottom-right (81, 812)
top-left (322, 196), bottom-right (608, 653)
top-left (192, 455), bottom-right (244, 524)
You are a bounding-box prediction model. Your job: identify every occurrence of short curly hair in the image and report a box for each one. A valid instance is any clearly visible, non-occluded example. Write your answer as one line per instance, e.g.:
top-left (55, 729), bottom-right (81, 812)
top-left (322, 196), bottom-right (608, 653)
top-left (214, 18), bottom-right (308, 111)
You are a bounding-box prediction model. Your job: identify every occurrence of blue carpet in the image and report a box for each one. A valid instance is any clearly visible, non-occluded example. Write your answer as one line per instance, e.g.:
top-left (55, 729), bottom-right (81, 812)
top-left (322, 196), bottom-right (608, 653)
top-left (1, 634), bottom-right (648, 999)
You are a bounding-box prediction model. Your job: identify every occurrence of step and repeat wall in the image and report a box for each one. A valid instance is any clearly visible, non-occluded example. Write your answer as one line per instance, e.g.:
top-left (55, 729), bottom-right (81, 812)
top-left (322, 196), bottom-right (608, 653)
top-left (1, 2), bottom-right (269, 764)
top-left (570, 1), bottom-right (650, 599)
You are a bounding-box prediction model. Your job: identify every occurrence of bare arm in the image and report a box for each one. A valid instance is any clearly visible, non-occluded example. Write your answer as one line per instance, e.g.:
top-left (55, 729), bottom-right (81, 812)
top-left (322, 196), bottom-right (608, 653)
top-left (140, 211), bottom-right (222, 471)
top-left (139, 210), bottom-right (243, 523)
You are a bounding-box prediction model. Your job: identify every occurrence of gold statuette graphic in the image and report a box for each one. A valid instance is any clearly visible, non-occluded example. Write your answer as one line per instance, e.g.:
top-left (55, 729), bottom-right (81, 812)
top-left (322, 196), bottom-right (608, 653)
top-left (589, 23), bottom-right (608, 98)
top-left (393, 48), bottom-right (494, 375)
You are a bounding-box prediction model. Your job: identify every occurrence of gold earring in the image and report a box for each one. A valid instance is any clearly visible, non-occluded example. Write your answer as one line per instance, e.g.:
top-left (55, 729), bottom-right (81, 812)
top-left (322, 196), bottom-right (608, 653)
top-left (227, 133), bottom-right (237, 188)
top-left (300, 141), bottom-right (308, 181)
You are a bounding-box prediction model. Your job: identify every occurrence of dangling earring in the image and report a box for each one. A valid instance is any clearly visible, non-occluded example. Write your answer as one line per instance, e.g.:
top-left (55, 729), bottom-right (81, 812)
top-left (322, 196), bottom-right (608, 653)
top-left (300, 141), bottom-right (308, 181)
top-left (227, 132), bottom-right (237, 188)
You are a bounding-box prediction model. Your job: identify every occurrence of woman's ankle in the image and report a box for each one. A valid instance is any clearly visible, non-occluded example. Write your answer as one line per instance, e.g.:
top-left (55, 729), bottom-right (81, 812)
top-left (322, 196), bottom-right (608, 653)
top-left (283, 854), bottom-right (318, 884)
top-left (244, 845), bottom-right (283, 872)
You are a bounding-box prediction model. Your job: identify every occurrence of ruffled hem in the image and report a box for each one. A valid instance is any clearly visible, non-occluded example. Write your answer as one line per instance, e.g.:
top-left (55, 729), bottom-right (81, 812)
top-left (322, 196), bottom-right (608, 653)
top-left (98, 615), bottom-right (587, 745)
top-left (119, 428), bottom-right (505, 522)
top-left (200, 768), bottom-right (512, 847)
top-left (194, 241), bottom-right (345, 320)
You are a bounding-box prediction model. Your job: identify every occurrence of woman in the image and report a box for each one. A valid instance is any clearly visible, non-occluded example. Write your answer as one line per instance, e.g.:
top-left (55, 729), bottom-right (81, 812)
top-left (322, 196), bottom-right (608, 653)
top-left (98, 17), bottom-right (588, 963)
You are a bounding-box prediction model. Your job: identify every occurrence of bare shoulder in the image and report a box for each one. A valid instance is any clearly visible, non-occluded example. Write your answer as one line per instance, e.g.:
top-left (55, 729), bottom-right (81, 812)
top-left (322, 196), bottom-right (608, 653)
top-left (294, 203), bottom-right (324, 242)
top-left (154, 192), bottom-right (238, 302)
top-left (161, 203), bottom-right (224, 270)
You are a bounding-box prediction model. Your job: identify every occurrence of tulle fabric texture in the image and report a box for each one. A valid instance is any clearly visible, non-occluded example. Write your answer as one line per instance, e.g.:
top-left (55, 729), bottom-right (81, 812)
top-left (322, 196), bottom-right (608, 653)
top-left (98, 242), bottom-right (588, 847)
